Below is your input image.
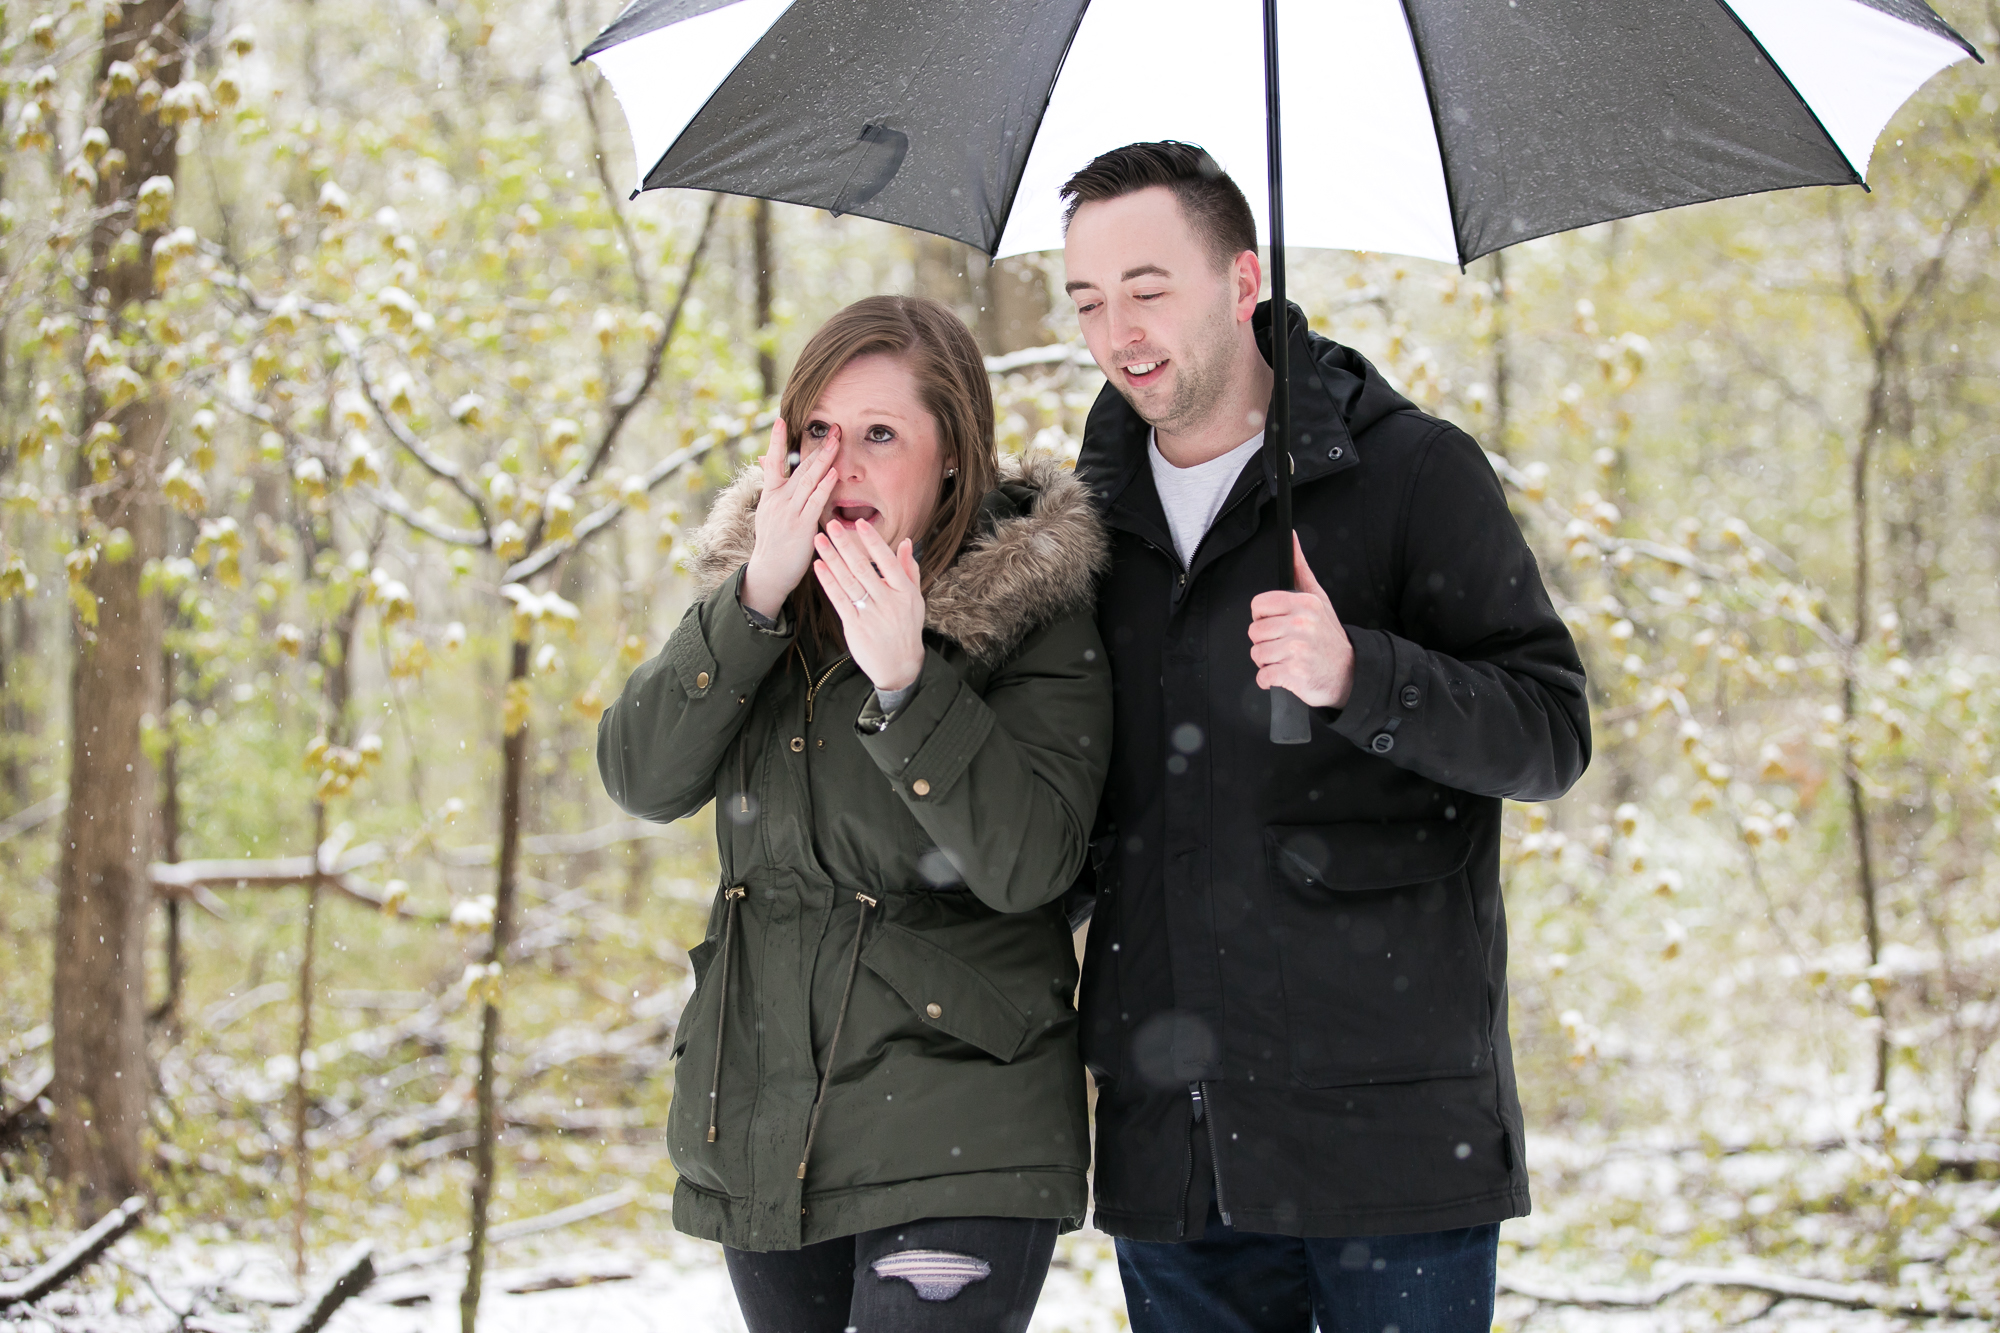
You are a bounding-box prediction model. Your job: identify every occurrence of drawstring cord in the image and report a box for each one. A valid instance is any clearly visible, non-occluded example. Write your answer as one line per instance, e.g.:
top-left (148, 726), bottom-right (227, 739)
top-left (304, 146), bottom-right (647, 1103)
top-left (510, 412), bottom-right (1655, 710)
top-left (706, 885), bottom-right (747, 1144)
top-left (797, 892), bottom-right (878, 1180)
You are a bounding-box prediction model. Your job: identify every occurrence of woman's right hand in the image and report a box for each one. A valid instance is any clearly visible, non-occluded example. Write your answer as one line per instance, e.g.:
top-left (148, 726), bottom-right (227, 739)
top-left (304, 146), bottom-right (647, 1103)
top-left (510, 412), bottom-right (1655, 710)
top-left (741, 418), bottom-right (840, 620)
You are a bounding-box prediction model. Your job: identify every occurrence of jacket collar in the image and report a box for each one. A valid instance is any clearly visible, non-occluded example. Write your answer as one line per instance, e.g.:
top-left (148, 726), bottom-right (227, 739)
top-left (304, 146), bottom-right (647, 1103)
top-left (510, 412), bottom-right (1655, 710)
top-left (1077, 299), bottom-right (1365, 512)
top-left (691, 453), bottom-right (1108, 664)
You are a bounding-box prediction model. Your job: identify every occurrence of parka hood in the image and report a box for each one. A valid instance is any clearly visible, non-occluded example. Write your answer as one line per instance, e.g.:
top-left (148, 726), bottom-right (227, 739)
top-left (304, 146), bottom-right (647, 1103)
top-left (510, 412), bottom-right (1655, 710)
top-left (691, 452), bottom-right (1108, 664)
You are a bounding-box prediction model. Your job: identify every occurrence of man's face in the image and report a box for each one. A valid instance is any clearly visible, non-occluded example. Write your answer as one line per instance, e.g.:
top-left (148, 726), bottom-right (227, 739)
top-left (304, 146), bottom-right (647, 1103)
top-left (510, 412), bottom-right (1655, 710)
top-left (1063, 186), bottom-right (1257, 436)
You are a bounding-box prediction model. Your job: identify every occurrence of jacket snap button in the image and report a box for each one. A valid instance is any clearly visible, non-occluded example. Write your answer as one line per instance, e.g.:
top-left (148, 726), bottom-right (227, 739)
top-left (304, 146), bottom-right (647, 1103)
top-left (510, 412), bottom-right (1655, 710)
top-left (1401, 686), bottom-right (1421, 709)
top-left (790, 737), bottom-right (804, 752)
top-left (1371, 732), bottom-right (1396, 754)
top-left (695, 671), bottom-right (710, 690)
top-left (1328, 446), bottom-right (1343, 460)
top-left (912, 778), bottom-right (931, 797)
top-left (925, 1003), bottom-right (942, 1019)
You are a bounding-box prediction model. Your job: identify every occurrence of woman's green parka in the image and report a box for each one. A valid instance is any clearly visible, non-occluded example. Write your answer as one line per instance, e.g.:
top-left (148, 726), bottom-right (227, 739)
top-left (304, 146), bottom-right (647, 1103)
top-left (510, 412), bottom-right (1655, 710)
top-left (598, 455), bottom-right (1111, 1252)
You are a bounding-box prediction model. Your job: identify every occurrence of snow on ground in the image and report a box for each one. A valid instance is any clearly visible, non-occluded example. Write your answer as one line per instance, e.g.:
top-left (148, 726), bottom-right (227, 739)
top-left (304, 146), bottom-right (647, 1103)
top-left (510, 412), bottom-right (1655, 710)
top-left (6, 1219), bottom-right (1984, 1333)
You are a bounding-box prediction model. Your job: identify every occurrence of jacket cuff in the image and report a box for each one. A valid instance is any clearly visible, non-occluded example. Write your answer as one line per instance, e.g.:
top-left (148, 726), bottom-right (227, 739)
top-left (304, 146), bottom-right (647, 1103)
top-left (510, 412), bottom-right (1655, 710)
top-left (855, 648), bottom-right (993, 802)
top-left (1328, 625), bottom-right (1405, 756)
top-left (675, 565), bottom-right (793, 703)
top-left (857, 680), bottom-right (920, 732)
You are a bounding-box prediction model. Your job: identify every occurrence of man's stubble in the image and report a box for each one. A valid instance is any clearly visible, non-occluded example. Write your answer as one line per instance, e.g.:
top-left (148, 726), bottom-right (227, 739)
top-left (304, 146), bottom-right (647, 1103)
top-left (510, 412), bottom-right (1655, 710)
top-left (1115, 287), bottom-right (1245, 444)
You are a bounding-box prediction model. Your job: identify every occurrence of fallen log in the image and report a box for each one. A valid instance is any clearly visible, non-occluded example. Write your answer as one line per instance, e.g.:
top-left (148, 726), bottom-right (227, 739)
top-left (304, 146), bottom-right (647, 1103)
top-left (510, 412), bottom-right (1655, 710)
top-left (0, 1195), bottom-right (147, 1310)
top-left (1499, 1265), bottom-right (1998, 1321)
top-left (373, 1187), bottom-right (638, 1276)
top-left (276, 1241), bottom-right (374, 1333)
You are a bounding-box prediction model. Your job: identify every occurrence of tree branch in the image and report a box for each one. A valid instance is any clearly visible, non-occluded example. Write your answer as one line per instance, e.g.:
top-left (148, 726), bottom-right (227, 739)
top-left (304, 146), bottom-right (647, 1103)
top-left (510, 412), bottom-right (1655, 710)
top-left (275, 1243), bottom-right (374, 1333)
top-left (358, 483), bottom-right (489, 548)
top-left (1500, 1265), bottom-right (1997, 1321)
top-left (333, 324), bottom-right (493, 534)
top-left (372, 1188), bottom-right (638, 1277)
top-left (0, 1197), bottom-right (147, 1310)
top-left (502, 424), bottom-right (744, 582)
top-left (531, 191), bottom-right (724, 554)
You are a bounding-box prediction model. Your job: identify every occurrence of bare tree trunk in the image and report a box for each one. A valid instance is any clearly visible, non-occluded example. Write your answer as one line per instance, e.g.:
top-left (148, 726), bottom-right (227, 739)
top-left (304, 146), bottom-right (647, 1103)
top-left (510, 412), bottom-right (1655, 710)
top-left (152, 710), bottom-right (182, 1029)
top-left (291, 544), bottom-right (364, 1275)
top-left (462, 637), bottom-right (530, 1333)
top-left (1844, 364), bottom-right (1889, 1103)
top-left (752, 197), bottom-right (776, 399)
top-left (291, 803), bottom-right (324, 1278)
top-left (2, 598), bottom-right (30, 810)
top-left (51, 0), bottom-right (181, 1212)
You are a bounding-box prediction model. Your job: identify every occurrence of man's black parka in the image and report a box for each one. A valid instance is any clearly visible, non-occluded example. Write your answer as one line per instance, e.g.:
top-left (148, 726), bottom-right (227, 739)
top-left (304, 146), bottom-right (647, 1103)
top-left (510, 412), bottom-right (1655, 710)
top-left (1074, 301), bottom-right (1591, 1241)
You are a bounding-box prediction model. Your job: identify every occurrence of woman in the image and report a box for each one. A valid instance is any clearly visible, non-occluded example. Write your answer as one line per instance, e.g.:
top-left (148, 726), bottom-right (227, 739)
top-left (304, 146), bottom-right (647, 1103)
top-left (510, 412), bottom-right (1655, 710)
top-left (597, 296), bottom-right (1111, 1332)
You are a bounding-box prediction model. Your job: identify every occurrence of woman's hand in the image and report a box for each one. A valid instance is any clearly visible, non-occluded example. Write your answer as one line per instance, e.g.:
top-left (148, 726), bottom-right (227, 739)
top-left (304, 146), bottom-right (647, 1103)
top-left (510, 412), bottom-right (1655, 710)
top-left (814, 518), bottom-right (926, 693)
top-left (741, 418), bottom-right (840, 620)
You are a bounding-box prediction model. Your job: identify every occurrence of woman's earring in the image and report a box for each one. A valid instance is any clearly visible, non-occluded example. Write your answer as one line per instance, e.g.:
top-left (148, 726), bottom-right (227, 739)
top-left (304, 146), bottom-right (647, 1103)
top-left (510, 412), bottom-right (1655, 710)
top-left (944, 467), bottom-right (957, 478)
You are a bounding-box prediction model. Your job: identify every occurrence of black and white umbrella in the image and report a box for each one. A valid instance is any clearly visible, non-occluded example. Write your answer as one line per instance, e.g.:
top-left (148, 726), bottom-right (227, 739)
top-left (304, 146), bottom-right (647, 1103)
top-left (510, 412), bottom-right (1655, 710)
top-left (579, 0), bottom-right (1978, 266)
top-left (578, 0), bottom-right (1978, 741)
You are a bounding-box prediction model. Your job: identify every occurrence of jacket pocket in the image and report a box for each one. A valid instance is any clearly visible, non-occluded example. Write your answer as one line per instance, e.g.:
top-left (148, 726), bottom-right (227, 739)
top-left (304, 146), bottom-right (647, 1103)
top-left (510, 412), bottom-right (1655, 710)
top-left (670, 935), bottom-right (721, 1060)
top-left (1265, 820), bottom-right (1488, 1088)
top-left (862, 922), bottom-right (1034, 1063)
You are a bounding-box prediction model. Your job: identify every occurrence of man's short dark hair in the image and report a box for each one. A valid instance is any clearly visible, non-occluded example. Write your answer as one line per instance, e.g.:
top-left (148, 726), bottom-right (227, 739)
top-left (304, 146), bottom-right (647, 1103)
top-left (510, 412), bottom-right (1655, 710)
top-left (1059, 141), bottom-right (1259, 272)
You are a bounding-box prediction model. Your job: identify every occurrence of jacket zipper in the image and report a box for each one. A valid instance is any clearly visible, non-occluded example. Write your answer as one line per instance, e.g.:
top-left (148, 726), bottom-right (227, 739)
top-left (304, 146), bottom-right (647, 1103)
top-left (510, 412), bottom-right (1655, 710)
top-left (1192, 1081), bottom-right (1231, 1227)
top-left (797, 644), bottom-right (850, 725)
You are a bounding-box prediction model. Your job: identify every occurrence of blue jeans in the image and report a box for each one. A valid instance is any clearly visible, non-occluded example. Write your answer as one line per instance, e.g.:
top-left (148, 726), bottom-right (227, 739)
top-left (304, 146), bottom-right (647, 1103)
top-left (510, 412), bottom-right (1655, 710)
top-left (1116, 1203), bottom-right (1499, 1333)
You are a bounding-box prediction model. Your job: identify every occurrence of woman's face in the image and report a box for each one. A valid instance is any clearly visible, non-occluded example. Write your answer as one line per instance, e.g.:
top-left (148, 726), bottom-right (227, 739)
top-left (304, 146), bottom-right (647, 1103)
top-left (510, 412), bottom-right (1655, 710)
top-left (801, 352), bottom-right (946, 551)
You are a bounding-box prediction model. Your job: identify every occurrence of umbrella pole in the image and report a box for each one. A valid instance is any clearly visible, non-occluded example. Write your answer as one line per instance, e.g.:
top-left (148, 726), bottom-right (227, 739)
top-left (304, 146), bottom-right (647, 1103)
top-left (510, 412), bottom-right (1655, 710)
top-left (1263, 0), bottom-right (1311, 744)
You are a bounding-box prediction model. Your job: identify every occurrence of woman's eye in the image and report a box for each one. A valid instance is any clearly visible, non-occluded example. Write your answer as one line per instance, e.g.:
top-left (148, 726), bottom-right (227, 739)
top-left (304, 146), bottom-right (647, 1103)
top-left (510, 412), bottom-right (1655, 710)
top-left (806, 422), bottom-right (830, 439)
top-left (865, 426), bottom-right (895, 443)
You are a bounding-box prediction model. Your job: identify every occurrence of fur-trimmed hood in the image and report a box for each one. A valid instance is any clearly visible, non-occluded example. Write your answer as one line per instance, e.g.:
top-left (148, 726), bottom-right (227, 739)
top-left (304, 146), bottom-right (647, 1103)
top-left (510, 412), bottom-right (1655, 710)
top-left (691, 453), bottom-right (1107, 663)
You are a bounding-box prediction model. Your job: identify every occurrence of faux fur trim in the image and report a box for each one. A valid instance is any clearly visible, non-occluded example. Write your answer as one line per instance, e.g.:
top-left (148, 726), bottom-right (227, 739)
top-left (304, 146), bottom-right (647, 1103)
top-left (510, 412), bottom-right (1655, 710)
top-left (691, 454), bottom-right (1107, 663)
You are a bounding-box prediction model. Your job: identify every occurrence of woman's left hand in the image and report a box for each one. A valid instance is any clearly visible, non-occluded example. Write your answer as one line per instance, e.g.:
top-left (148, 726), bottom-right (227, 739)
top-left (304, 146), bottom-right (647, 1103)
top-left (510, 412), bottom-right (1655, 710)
top-left (814, 519), bottom-right (926, 693)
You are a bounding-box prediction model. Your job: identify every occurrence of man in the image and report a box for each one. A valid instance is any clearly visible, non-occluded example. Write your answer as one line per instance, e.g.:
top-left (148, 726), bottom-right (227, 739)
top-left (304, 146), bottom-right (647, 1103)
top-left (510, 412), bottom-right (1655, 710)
top-left (1060, 141), bottom-right (1591, 1333)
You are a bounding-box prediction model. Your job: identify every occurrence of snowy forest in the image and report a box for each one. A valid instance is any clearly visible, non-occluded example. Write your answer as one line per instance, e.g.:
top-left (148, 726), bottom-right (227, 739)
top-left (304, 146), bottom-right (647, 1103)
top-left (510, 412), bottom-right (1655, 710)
top-left (0, 0), bottom-right (1998, 1328)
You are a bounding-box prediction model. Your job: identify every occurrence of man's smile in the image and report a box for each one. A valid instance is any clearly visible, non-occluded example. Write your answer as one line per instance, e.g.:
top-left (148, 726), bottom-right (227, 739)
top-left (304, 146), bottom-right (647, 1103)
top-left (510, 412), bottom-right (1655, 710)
top-left (1122, 359), bottom-right (1169, 387)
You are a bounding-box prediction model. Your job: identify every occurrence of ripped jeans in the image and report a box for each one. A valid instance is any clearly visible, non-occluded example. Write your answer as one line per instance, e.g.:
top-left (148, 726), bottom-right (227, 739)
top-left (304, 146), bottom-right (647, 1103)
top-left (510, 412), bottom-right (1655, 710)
top-left (724, 1216), bottom-right (1060, 1333)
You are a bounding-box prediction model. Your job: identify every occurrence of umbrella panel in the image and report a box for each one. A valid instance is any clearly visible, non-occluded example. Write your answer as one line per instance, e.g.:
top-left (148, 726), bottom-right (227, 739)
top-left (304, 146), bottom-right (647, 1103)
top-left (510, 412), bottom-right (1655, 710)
top-left (639, 0), bottom-right (1090, 253)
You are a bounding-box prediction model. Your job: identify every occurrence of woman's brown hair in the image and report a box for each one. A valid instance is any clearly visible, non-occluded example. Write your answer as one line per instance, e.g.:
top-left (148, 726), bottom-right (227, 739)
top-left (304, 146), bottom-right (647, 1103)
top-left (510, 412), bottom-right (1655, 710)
top-left (778, 296), bottom-right (999, 655)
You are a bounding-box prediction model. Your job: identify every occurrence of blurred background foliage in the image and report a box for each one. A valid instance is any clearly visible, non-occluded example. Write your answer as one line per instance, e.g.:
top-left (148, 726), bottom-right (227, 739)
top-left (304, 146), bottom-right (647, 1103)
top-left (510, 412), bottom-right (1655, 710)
top-left (0, 0), bottom-right (1996, 1326)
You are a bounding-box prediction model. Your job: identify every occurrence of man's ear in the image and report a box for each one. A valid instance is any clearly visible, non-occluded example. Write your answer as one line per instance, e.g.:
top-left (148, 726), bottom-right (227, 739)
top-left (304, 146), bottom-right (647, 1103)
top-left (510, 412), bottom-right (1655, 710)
top-left (1233, 249), bottom-right (1262, 322)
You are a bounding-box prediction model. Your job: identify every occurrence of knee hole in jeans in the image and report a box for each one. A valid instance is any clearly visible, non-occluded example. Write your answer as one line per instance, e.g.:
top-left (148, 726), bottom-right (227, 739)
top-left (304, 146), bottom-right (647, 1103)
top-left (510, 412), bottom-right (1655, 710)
top-left (870, 1249), bottom-right (993, 1301)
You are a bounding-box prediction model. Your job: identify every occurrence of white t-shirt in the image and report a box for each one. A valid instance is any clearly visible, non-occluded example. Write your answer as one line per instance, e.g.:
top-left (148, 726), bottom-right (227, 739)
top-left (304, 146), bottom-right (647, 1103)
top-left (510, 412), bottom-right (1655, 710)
top-left (1147, 429), bottom-right (1266, 567)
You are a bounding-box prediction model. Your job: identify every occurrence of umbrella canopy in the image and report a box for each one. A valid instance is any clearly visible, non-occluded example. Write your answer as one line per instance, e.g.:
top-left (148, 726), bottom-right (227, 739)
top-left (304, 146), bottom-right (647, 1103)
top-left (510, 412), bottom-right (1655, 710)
top-left (580, 0), bottom-right (1978, 268)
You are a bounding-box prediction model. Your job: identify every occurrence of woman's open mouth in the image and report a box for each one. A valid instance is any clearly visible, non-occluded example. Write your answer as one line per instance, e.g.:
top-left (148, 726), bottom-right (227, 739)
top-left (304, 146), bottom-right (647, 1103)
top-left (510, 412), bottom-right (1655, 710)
top-left (1122, 359), bottom-right (1168, 387)
top-left (831, 504), bottom-right (880, 526)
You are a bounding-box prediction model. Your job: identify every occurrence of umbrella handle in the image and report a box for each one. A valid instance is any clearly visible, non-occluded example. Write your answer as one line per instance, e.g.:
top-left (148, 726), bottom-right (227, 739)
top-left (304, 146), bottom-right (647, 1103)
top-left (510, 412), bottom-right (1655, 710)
top-left (1260, 0), bottom-right (1308, 747)
top-left (1270, 685), bottom-right (1312, 745)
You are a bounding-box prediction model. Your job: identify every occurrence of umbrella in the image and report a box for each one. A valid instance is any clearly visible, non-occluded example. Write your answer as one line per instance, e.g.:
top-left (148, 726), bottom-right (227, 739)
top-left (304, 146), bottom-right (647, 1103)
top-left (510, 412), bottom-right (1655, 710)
top-left (578, 0), bottom-right (1980, 739)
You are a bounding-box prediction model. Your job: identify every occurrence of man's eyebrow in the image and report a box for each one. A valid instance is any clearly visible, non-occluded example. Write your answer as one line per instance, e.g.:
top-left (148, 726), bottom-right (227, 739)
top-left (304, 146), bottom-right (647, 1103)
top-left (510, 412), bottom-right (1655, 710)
top-left (1064, 264), bottom-right (1170, 294)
